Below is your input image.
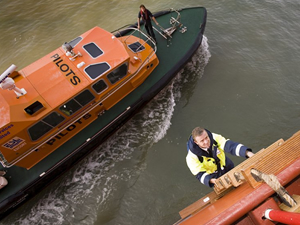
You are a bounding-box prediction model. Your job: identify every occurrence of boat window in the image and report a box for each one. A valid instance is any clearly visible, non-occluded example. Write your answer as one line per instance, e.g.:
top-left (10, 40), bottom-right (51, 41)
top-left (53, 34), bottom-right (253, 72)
top-left (74, 89), bottom-right (95, 106)
top-left (69, 37), bottom-right (82, 48)
top-left (92, 79), bottom-right (108, 94)
top-left (128, 42), bottom-right (145, 53)
top-left (107, 63), bottom-right (128, 84)
top-left (43, 112), bottom-right (65, 127)
top-left (84, 62), bottom-right (110, 80)
top-left (60, 99), bottom-right (81, 116)
top-left (24, 101), bottom-right (44, 115)
top-left (28, 112), bottom-right (65, 141)
top-left (60, 89), bottom-right (95, 116)
top-left (83, 42), bottom-right (103, 58)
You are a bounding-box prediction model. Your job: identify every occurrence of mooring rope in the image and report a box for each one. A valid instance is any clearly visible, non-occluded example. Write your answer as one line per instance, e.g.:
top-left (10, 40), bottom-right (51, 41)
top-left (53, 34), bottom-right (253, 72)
top-left (251, 168), bottom-right (297, 208)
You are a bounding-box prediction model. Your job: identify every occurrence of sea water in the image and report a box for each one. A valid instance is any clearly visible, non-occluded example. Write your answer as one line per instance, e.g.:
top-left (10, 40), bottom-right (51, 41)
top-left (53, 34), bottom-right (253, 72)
top-left (1, 0), bottom-right (300, 224)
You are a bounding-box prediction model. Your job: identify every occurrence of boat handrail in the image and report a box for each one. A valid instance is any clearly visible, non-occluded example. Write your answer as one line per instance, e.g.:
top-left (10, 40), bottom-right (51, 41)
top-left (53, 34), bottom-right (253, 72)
top-left (113, 26), bottom-right (157, 76)
top-left (112, 26), bottom-right (157, 56)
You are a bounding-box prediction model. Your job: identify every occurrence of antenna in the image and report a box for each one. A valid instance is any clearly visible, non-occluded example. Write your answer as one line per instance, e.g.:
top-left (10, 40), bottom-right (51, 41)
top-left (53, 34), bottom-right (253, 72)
top-left (0, 64), bottom-right (27, 98)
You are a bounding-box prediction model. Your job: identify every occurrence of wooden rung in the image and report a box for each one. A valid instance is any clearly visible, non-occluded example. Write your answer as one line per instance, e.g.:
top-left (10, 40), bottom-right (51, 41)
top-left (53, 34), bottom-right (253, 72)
top-left (214, 139), bottom-right (284, 195)
top-left (242, 132), bottom-right (300, 189)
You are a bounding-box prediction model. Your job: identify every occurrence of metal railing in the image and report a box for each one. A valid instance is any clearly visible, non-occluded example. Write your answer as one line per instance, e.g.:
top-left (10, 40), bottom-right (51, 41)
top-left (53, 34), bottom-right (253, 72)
top-left (112, 26), bottom-right (157, 74)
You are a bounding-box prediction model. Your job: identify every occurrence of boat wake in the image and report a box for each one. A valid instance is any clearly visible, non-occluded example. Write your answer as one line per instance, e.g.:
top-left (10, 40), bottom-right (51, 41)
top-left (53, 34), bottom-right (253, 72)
top-left (6, 36), bottom-right (210, 225)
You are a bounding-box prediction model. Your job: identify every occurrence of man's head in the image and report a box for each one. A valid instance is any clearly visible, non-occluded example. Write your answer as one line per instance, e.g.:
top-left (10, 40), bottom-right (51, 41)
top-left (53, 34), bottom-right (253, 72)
top-left (140, 4), bottom-right (146, 12)
top-left (192, 127), bottom-right (210, 149)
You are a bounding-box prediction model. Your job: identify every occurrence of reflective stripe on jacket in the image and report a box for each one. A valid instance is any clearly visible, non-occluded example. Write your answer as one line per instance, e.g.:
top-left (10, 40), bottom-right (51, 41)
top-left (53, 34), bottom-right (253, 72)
top-left (186, 130), bottom-right (250, 187)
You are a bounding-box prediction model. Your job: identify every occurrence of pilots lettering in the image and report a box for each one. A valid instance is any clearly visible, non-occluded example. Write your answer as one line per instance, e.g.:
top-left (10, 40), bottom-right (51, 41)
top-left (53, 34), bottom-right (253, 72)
top-left (51, 54), bottom-right (81, 85)
top-left (46, 113), bottom-right (92, 146)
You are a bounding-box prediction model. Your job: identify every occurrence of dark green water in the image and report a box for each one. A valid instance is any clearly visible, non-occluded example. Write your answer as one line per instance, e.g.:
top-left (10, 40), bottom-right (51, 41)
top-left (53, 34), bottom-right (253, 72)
top-left (1, 0), bottom-right (300, 224)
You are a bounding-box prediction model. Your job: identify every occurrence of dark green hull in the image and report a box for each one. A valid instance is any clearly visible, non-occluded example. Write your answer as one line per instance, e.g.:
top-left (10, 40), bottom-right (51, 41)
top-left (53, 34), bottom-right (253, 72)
top-left (0, 7), bottom-right (207, 220)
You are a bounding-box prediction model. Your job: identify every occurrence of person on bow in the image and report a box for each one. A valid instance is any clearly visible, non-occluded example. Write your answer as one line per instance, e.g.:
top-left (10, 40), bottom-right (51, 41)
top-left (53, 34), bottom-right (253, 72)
top-left (186, 127), bottom-right (254, 187)
top-left (137, 4), bottom-right (159, 42)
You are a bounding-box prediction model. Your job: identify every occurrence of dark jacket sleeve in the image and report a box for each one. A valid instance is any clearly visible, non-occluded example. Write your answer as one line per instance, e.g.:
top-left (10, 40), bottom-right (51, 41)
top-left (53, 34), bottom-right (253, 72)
top-left (195, 171), bottom-right (218, 188)
top-left (224, 140), bottom-right (252, 158)
top-left (147, 9), bottom-right (153, 18)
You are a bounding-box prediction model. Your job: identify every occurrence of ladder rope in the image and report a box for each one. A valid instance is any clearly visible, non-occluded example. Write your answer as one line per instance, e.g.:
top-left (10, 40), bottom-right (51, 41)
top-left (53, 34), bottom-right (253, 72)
top-left (251, 168), bottom-right (297, 207)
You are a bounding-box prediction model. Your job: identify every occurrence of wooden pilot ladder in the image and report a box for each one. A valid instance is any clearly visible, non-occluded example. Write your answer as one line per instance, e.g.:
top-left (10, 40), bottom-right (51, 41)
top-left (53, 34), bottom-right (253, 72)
top-left (178, 130), bottom-right (300, 220)
top-left (214, 130), bottom-right (300, 194)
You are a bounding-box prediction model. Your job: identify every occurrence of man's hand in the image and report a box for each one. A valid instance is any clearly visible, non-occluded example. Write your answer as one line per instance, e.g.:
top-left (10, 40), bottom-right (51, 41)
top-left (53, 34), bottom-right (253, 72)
top-left (246, 150), bottom-right (254, 158)
top-left (210, 178), bottom-right (217, 184)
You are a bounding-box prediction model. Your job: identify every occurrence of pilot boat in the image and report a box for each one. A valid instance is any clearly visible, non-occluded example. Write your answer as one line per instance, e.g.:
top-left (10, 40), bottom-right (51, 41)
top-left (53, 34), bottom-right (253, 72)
top-left (0, 7), bottom-right (207, 219)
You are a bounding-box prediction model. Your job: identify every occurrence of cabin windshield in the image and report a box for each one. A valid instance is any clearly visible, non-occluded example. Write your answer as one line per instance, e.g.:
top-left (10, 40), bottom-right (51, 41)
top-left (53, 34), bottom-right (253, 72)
top-left (84, 63), bottom-right (111, 80)
top-left (107, 63), bottom-right (128, 84)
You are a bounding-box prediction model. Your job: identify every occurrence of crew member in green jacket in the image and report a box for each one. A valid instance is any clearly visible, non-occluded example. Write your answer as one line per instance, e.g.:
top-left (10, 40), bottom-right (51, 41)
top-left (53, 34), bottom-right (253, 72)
top-left (186, 127), bottom-right (254, 187)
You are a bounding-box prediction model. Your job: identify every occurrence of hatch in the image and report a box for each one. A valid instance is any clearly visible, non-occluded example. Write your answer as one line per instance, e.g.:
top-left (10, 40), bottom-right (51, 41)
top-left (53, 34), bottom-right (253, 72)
top-left (83, 42), bottom-right (103, 58)
top-left (128, 42), bottom-right (145, 53)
